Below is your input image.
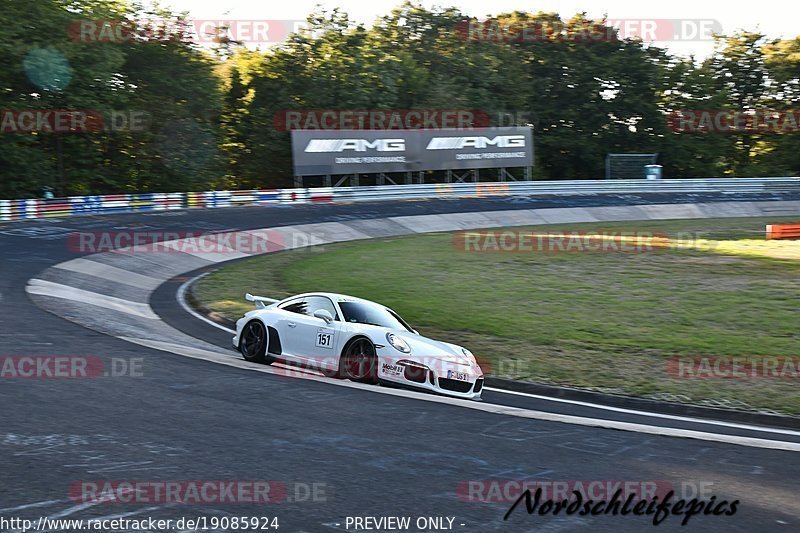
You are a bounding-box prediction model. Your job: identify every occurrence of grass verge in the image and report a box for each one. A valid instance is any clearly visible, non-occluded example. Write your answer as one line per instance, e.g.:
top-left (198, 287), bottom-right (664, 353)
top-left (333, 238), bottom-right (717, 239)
top-left (194, 216), bottom-right (800, 415)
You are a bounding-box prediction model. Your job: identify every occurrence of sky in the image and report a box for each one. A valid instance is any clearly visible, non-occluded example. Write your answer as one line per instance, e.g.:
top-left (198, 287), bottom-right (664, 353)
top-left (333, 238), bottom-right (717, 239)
top-left (159, 0), bottom-right (796, 59)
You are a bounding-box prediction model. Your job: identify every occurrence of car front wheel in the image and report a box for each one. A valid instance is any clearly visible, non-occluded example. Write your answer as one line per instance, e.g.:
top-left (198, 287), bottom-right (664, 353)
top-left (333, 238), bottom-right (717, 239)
top-left (339, 338), bottom-right (378, 384)
top-left (239, 321), bottom-right (273, 364)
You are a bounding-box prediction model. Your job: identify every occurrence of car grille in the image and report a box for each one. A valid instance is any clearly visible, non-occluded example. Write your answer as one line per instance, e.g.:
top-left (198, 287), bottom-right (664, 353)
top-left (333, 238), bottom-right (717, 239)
top-left (438, 377), bottom-right (473, 393)
top-left (403, 364), bottom-right (428, 383)
top-left (473, 378), bottom-right (484, 393)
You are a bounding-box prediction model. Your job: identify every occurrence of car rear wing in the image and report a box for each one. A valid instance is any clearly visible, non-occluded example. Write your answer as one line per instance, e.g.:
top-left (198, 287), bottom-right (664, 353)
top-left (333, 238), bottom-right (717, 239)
top-left (245, 293), bottom-right (279, 309)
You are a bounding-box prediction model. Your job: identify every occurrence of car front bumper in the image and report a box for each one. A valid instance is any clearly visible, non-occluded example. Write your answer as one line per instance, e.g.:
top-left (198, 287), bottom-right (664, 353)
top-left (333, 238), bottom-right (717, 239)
top-left (377, 355), bottom-right (484, 400)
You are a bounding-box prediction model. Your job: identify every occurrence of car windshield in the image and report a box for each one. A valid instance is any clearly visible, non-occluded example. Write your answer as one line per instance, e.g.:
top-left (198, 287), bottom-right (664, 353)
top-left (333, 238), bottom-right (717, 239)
top-left (338, 301), bottom-right (413, 332)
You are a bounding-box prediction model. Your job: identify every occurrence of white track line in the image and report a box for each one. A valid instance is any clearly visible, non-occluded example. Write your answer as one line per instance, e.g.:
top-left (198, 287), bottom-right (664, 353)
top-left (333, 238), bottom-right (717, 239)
top-left (31, 221), bottom-right (797, 450)
top-left (172, 274), bottom-right (800, 450)
top-left (0, 500), bottom-right (67, 513)
top-left (175, 273), bottom-right (236, 333)
top-left (484, 387), bottom-right (800, 437)
top-left (121, 335), bottom-right (800, 452)
top-left (177, 273), bottom-right (799, 438)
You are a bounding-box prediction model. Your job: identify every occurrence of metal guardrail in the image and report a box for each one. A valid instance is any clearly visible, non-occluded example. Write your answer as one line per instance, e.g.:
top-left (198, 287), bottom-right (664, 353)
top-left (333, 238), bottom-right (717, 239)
top-left (1, 178), bottom-right (799, 222)
top-left (335, 178), bottom-right (800, 202)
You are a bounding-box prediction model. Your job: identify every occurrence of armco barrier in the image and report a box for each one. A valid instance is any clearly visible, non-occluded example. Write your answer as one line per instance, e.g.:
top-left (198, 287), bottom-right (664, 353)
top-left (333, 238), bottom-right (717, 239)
top-left (0, 189), bottom-right (288, 221)
top-left (1, 178), bottom-right (799, 222)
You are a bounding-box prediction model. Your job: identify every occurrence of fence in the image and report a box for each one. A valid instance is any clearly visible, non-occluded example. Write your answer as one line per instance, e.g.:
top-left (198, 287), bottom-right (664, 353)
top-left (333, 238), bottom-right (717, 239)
top-left (2, 178), bottom-right (799, 222)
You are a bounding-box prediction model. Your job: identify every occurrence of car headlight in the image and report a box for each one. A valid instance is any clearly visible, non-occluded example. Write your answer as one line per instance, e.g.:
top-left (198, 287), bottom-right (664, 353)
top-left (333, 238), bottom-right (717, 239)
top-left (386, 332), bottom-right (411, 353)
top-left (461, 347), bottom-right (477, 365)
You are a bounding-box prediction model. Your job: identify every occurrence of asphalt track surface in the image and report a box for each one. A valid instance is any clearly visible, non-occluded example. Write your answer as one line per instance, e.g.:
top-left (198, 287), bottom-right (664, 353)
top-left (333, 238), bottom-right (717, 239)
top-left (1, 192), bottom-right (799, 532)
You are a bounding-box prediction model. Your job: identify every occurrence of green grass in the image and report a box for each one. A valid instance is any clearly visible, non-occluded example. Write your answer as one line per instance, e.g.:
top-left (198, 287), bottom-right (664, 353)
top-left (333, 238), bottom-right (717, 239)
top-left (194, 216), bottom-right (800, 415)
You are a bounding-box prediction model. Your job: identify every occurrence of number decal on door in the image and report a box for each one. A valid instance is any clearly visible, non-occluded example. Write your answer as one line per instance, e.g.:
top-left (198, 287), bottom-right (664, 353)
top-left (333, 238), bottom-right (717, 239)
top-left (316, 331), bottom-right (333, 349)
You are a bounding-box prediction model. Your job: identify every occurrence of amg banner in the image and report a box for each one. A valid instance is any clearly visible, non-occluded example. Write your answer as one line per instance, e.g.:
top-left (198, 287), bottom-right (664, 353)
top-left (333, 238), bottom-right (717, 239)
top-left (291, 127), bottom-right (533, 175)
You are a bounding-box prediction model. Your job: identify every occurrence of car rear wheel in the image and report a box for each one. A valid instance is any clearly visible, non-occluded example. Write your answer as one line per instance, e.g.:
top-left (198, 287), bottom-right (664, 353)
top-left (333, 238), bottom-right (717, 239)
top-left (239, 321), bottom-right (273, 364)
top-left (339, 338), bottom-right (378, 384)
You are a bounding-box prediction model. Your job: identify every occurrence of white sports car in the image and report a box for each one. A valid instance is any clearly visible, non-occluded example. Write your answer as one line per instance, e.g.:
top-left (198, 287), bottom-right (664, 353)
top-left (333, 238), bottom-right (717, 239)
top-left (232, 292), bottom-right (484, 399)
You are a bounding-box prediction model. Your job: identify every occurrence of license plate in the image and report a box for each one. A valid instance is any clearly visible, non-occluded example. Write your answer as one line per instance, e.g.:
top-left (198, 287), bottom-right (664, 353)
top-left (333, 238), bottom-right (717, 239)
top-left (447, 370), bottom-right (468, 381)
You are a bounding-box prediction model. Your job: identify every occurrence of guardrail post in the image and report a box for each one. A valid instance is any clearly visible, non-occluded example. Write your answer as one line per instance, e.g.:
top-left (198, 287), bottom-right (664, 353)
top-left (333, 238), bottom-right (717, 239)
top-left (25, 199), bottom-right (39, 219)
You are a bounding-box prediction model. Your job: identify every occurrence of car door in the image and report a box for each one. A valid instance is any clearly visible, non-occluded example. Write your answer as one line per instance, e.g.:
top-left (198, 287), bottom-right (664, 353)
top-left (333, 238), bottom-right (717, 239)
top-left (290, 295), bottom-right (341, 370)
top-left (273, 297), bottom-right (309, 363)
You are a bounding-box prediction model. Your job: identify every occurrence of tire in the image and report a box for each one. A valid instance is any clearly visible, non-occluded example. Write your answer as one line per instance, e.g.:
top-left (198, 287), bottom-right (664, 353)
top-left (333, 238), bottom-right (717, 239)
top-left (239, 321), bottom-right (274, 364)
top-left (338, 337), bottom-right (378, 384)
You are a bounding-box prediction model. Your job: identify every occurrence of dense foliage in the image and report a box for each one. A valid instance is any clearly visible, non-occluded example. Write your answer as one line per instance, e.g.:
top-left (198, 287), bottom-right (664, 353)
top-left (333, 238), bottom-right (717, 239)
top-left (1, 1), bottom-right (798, 197)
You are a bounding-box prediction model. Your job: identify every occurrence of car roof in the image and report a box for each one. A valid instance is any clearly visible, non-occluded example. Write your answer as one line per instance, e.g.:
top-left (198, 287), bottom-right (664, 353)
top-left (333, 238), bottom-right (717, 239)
top-left (287, 292), bottom-right (381, 307)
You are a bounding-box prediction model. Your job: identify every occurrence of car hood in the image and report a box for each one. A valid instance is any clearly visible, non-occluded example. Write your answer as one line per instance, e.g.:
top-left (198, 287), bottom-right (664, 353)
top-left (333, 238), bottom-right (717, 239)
top-left (405, 335), bottom-right (473, 365)
top-left (353, 324), bottom-right (474, 366)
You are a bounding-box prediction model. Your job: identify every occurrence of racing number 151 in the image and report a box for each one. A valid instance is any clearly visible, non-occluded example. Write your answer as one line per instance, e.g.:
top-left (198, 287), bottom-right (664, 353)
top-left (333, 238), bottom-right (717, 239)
top-left (317, 332), bottom-right (332, 348)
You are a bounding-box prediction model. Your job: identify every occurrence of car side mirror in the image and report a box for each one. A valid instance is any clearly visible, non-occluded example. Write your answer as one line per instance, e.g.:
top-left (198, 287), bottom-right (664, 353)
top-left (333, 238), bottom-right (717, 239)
top-left (313, 309), bottom-right (334, 324)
